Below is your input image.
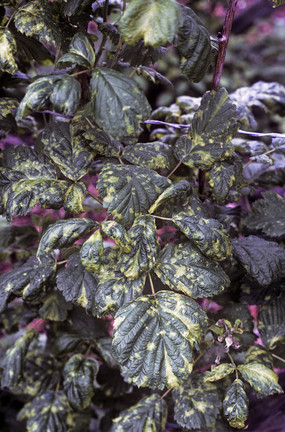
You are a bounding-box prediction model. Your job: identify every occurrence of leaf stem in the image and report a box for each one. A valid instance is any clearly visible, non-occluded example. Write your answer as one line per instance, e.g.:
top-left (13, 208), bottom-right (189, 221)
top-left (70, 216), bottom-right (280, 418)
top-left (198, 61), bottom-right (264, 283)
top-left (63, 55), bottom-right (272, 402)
top-left (129, 66), bottom-right (139, 78)
top-left (85, 116), bottom-right (95, 128)
top-left (161, 388), bottom-right (172, 399)
top-left (95, 34), bottom-right (108, 67)
top-left (227, 352), bottom-right (239, 379)
top-left (148, 273), bottom-right (156, 297)
top-left (71, 69), bottom-right (92, 77)
top-left (272, 353), bottom-right (285, 365)
top-left (152, 215), bottom-right (173, 222)
top-left (88, 191), bottom-right (103, 205)
top-left (211, 0), bottom-right (238, 90)
top-left (103, 0), bottom-right (109, 22)
top-left (57, 260), bottom-right (67, 266)
top-left (167, 159), bottom-right (184, 178)
top-left (5, 8), bottom-right (18, 28)
top-left (238, 130), bottom-right (285, 139)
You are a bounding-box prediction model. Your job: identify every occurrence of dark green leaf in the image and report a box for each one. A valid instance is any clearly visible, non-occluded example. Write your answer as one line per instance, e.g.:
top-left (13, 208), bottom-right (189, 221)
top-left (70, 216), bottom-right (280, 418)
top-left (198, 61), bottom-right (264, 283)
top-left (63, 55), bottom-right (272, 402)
top-left (63, 354), bottom-right (99, 410)
top-left (90, 67), bottom-right (151, 139)
top-left (1, 328), bottom-right (37, 388)
top-left (136, 66), bottom-right (172, 86)
top-left (209, 158), bottom-right (243, 204)
top-left (80, 229), bottom-right (103, 273)
top-left (122, 142), bottom-right (174, 170)
top-left (232, 236), bottom-right (285, 286)
top-left (173, 214), bottom-right (231, 261)
top-left (238, 362), bottom-right (283, 397)
top-left (176, 6), bottom-right (212, 82)
top-left (112, 291), bottom-right (207, 389)
top-left (122, 40), bottom-right (167, 67)
top-left (257, 296), bottom-right (285, 350)
top-left (0, 224), bottom-right (38, 248)
top-left (94, 337), bottom-right (118, 368)
top-left (37, 218), bottom-right (97, 255)
top-left (204, 364), bottom-right (235, 382)
top-left (63, 0), bottom-right (94, 16)
top-left (0, 28), bottom-right (17, 74)
top-left (24, 390), bottom-right (70, 432)
top-left (97, 163), bottom-right (170, 226)
top-left (244, 191), bottom-right (285, 237)
top-left (41, 122), bottom-right (94, 181)
top-left (101, 221), bottom-right (132, 252)
top-left (244, 346), bottom-right (273, 369)
top-left (223, 379), bottom-right (248, 429)
top-left (174, 88), bottom-right (238, 169)
top-left (39, 291), bottom-right (72, 321)
top-left (118, 215), bottom-right (159, 279)
top-left (83, 126), bottom-right (122, 157)
top-left (63, 182), bottom-right (86, 215)
top-left (0, 98), bottom-right (18, 120)
top-left (118, 0), bottom-right (179, 47)
top-left (148, 180), bottom-right (192, 214)
top-left (50, 76), bottom-right (81, 114)
top-left (0, 253), bottom-right (56, 302)
top-left (154, 242), bottom-right (230, 298)
top-left (112, 394), bottom-right (167, 432)
top-left (172, 374), bottom-right (221, 430)
top-left (14, 0), bottom-right (60, 46)
top-left (56, 32), bottom-right (95, 69)
top-left (56, 252), bottom-right (99, 311)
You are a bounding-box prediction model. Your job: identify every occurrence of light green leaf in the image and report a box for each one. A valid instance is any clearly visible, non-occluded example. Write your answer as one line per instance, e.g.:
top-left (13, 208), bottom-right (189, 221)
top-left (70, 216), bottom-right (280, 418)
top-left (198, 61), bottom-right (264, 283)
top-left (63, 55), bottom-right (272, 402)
top-left (173, 214), bottom-right (231, 261)
top-left (244, 191), bottom-right (285, 237)
top-left (83, 126), bottom-right (122, 157)
top-left (56, 252), bottom-right (99, 311)
top-left (272, 0), bottom-right (285, 6)
top-left (57, 32), bottom-right (95, 69)
top-left (244, 346), bottom-right (273, 370)
top-left (0, 28), bottom-right (18, 74)
top-left (112, 290), bottom-right (207, 389)
top-left (1, 329), bottom-right (37, 388)
top-left (37, 218), bottom-right (97, 255)
top-left (223, 379), bottom-right (248, 429)
top-left (80, 229), bottom-right (103, 273)
top-left (50, 75), bottom-right (81, 114)
top-left (63, 354), bottom-right (99, 410)
top-left (118, 0), bottom-right (180, 47)
top-left (122, 142), bottom-right (174, 170)
top-left (0, 253), bottom-right (56, 302)
top-left (39, 291), bottom-right (71, 322)
top-left (238, 362), bottom-right (283, 397)
top-left (101, 221), bottom-right (132, 252)
top-left (90, 67), bottom-right (151, 139)
top-left (63, 182), bottom-right (86, 215)
top-left (0, 98), bottom-right (18, 120)
top-left (112, 394), bottom-right (167, 432)
top-left (41, 122), bottom-right (93, 181)
top-left (97, 163), bottom-right (170, 226)
top-left (24, 390), bottom-right (70, 432)
top-left (257, 296), bottom-right (285, 350)
top-left (14, 0), bottom-right (60, 46)
top-left (176, 6), bottom-right (212, 82)
top-left (154, 242), bottom-right (230, 298)
top-left (204, 364), bottom-right (235, 382)
top-left (172, 374), bottom-right (221, 430)
top-left (232, 235), bottom-right (285, 286)
top-left (148, 180), bottom-right (192, 214)
top-left (118, 215), bottom-right (159, 279)
top-left (174, 88), bottom-right (238, 169)
top-left (209, 158), bottom-right (243, 204)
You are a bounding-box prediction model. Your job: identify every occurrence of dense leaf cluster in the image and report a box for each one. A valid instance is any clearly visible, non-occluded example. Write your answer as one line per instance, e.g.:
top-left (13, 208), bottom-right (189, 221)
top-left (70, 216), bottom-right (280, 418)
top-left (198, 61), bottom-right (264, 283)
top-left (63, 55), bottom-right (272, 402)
top-left (0, 1), bottom-right (285, 431)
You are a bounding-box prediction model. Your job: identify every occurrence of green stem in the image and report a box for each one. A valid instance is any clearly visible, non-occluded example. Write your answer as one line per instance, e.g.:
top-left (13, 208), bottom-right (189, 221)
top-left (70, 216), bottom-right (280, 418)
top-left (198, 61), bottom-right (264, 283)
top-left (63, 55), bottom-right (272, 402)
top-left (227, 352), bottom-right (239, 379)
top-left (88, 191), bottom-right (103, 205)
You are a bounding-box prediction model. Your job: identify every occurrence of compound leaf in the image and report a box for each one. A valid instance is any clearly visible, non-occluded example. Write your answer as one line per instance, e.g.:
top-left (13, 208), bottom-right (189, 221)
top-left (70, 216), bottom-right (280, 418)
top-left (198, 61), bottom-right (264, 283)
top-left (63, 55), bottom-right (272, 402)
top-left (232, 236), bottom-right (285, 286)
top-left (118, 215), bottom-right (159, 279)
top-left (56, 32), bottom-right (95, 69)
top-left (176, 6), bottom-right (211, 82)
top-left (118, 0), bottom-right (179, 47)
top-left (174, 88), bottom-right (238, 169)
top-left (244, 191), bottom-right (285, 237)
top-left (0, 28), bottom-right (18, 74)
top-left (0, 253), bottom-right (56, 302)
top-left (122, 142), bottom-right (174, 170)
top-left (63, 354), bottom-right (99, 410)
top-left (1, 328), bottom-right (37, 388)
top-left (238, 362), bottom-right (283, 397)
top-left (173, 214), bottom-right (231, 261)
top-left (37, 218), bottom-right (97, 255)
top-left (148, 180), bottom-right (192, 214)
top-left (204, 364), bottom-right (235, 382)
top-left (14, 0), bottom-right (60, 46)
top-left (257, 296), bottom-right (285, 350)
top-left (172, 374), bottom-right (221, 430)
top-left (41, 122), bottom-right (93, 181)
top-left (90, 67), bottom-right (151, 139)
top-left (112, 394), bottom-right (167, 432)
top-left (97, 163), bottom-right (170, 226)
top-left (80, 229), bottom-right (103, 273)
top-left (223, 379), bottom-right (248, 429)
top-left (154, 242), bottom-right (230, 298)
top-left (112, 291), bottom-right (207, 389)
top-left (56, 252), bottom-right (99, 311)
top-left (49, 75), bottom-right (81, 114)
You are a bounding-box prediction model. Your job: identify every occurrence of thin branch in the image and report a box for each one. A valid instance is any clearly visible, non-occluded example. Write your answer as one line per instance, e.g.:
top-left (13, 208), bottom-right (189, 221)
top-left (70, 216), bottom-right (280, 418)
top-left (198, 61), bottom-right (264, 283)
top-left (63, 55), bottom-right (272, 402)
top-left (161, 388), bottom-right (173, 400)
top-left (103, 0), bottom-right (109, 22)
top-left (152, 215), bottom-right (173, 222)
top-left (144, 119), bottom-right (189, 129)
top-left (238, 130), bottom-right (285, 139)
top-left (167, 159), bottom-right (184, 178)
top-left (88, 191), bottom-right (103, 205)
top-left (71, 69), bottom-right (92, 77)
top-left (57, 260), bottom-right (68, 266)
top-left (5, 8), bottom-right (18, 28)
top-left (35, 110), bottom-right (74, 119)
top-left (148, 273), bottom-right (156, 297)
top-left (272, 353), bottom-right (285, 365)
top-left (85, 117), bottom-right (95, 128)
top-left (94, 33), bottom-right (108, 67)
top-left (211, 0), bottom-right (238, 90)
